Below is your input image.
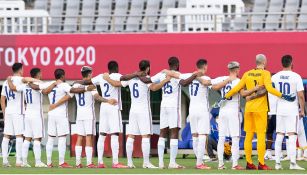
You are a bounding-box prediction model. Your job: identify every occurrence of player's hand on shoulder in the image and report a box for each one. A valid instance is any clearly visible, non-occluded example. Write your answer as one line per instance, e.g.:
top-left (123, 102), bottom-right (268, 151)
top-left (165, 75), bottom-right (171, 81)
top-left (228, 75), bottom-right (237, 82)
top-left (136, 71), bottom-right (146, 77)
top-left (86, 85), bottom-right (96, 91)
top-left (55, 79), bottom-right (62, 85)
top-left (107, 99), bottom-right (118, 105)
top-left (7, 76), bottom-right (12, 80)
top-left (49, 104), bottom-right (56, 111)
top-left (193, 70), bottom-right (204, 77)
top-left (281, 93), bottom-right (296, 102)
top-left (103, 72), bottom-right (110, 79)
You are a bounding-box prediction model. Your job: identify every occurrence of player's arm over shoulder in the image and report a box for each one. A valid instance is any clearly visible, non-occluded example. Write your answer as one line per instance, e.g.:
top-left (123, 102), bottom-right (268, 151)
top-left (263, 70), bottom-right (282, 97)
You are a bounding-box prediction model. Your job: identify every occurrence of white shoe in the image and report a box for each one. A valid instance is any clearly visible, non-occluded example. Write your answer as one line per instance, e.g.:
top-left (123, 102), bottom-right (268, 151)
top-left (275, 163), bottom-right (283, 170)
top-left (143, 162), bottom-right (158, 169)
top-left (35, 162), bottom-right (48, 168)
top-left (218, 164), bottom-right (226, 170)
top-left (264, 151), bottom-right (273, 160)
top-left (159, 163), bottom-right (165, 169)
top-left (290, 163), bottom-right (305, 170)
top-left (168, 163), bottom-right (185, 169)
top-left (127, 163), bottom-right (136, 168)
top-left (281, 156), bottom-right (290, 161)
top-left (3, 162), bottom-right (11, 167)
top-left (21, 163), bottom-right (31, 168)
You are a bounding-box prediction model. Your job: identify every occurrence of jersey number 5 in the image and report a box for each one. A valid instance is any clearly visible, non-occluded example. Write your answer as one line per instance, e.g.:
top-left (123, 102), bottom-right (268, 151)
top-left (163, 82), bottom-right (173, 94)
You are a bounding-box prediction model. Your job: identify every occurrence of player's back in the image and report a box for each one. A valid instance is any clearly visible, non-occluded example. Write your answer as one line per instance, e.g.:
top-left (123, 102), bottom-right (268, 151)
top-left (126, 77), bottom-right (150, 111)
top-left (189, 75), bottom-right (211, 110)
top-left (47, 82), bottom-right (71, 117)
top-left (1, 76), bottom-right (24, 115)
top-left (22, 84), bottom-right (43, 116)
top-left (243, 69), bottom-right (271, 112)
top-left (73, 83), bottom-right (96, 120)
top-left (272, 71), bottom-right (303, 116)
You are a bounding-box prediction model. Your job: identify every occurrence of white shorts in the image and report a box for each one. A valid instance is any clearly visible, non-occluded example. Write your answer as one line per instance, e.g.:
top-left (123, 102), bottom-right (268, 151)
top-left (99, 106), bottom-right (122, 134)
top-left (189, 109), bottom-right (210, 135)
top-left (160, 107), bottom-right (181, 129)
top-left (3, 114), bottom-right (24, 136)
top-left (127, 109), bottom-right (152, 135)
top-left (276, 115), bottom-right (299, 134)
top-left (218, 108), bottom-right (241, 137)
top-left (48, 115), bottom-right (69, 136)
top-left (24, 115), bottom-right (44, 139)
top-left (76, 119), bottom-right (96, 136)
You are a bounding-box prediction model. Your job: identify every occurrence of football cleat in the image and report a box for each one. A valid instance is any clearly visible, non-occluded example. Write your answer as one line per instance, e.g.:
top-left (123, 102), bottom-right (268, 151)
top-left (196, 164), bottom-right (211, 170)
top-left (35, 162), bottom-right (47, 168)
top-left (246, 162), bottom-right (258, 170)
top-left (97, 163), bottom-right (107, 168)
top-left (21, 163), bottom-right (31, 168)
top-left (2, 162), bottom-right (11, 167)
top-left (275, 163), bottom-right (283, 170)
top-left (143, 163), bottom-right (158, 169)
top-left (127, 163), bottom-right (136, 169)
top-left (168, 163), bottom-right (185, 169)
top-left (218, 164), bottom-right (226, 170)
top-left (47, 163), bottom-right (54, 168)
top-left (232, 165), bottom-right (245, 170)
top-left (258, 163), bottom-right (272, 170)
top-left (112, 163), bottom-right (128, 169)
top-left (290, 163), bottom-right (305, 170)
top-left (76, 164), bottom-right (83, 168)
top-left (86, 163), bottom-right (96, 168)
top-left (59, 162), bottom-right (73, 168)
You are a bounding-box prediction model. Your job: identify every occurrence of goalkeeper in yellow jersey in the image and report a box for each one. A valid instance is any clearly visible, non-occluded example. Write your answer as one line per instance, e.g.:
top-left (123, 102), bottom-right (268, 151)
top-left (223, 54), bottom-right (296, 170)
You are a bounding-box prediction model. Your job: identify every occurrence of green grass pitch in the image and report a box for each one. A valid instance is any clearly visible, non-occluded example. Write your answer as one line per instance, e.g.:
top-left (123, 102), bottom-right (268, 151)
top-left (1, 151), bottom-right (307, 174)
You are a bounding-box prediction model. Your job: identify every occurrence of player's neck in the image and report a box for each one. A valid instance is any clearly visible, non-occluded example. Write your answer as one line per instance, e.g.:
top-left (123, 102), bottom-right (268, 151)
top-left (283, 67), bottom-right (292, 71)
top-left (256, 65), bottom-right (265, 70)
top-left (13, 73), bottom-right (21, 77)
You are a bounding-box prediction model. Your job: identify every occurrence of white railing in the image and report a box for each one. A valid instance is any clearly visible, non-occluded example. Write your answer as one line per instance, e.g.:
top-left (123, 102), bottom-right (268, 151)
top-left (0, 10), bottom-right (50, 34)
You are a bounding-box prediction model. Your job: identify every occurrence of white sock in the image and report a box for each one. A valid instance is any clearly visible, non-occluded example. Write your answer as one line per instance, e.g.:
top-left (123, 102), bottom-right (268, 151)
top-left (22, 140), bottom-right (30, 165)
top-left (16, 137), bottom-right (23, 164)
top-left (46, 136), bottom-right (55, 165)
top-left (197, 135), bottom-right (206, 166)
top-left (158, 137), bottom-right (166, 166)
top-left (58, 137), bottom-right (66, 165)
top-left (33, 140), bottom-right (42, 164)
top-left (85, 146), bottom-right (93, 165)
top-left (275, 134), bottom-right (284, 164)
top-left (1, 137), bottom-right (10, 164)
top-left (111, 135), bottom-right (119, 164)
top-left (304, 149), bottom-right (307, 158)
top-left (286, 138), bottom-right (290, 158)
top-left (289, 135), bottom-right (298, 164)
top-left (192, 137), bottom-right (199, 157)
top-left (142, 138), bottom-right (150, 165)
top-left (170, 139), bottom-right (178, 164)
top-left (126, 137), bottom-right (134, 165)
top-left (217, 136), bottom-right (225, 166)
top-left (75, 145), bottom-right (82, 165)
top-left (231, 137), bottom-right (240, 167)
top-left (97, 135), bottom-right (106, 164)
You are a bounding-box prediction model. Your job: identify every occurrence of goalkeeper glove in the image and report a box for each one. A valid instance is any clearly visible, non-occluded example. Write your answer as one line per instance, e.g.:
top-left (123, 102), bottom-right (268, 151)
top-left (281, 94), bottom-right (296, 102)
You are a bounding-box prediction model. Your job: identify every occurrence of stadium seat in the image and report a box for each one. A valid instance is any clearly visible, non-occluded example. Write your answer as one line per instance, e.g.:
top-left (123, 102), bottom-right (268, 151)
top-left (113, 0), bottom-right (129, 32)
top-left (142, 0), bottom-right (161, 32)
top-left (265, 0), bottom-right (283, 31)
top-left (157, 0), bottom-right (176, 32)
top-left (34, 0), bottom-right (48, 10)
top-left (297, 14), bottom-right (307, 30)
top-left (250, 0), bottom-right (268, 30)
top-left (126, 0), bottom-right (144, 32)
top-left (49, 0), bottom-right (64, 33)
top-left (94, 0), bottom-right (112, 32)
top-left (281, 0), bottom-right (299, 30)
top-left (178, 0), bottom-right (187, 8)
top-left (63, 0), bottom-right (80, 33)
top-left (233, 16), bottom-right (248, 31)
top-left (80, 0), bottom-right (96, 32)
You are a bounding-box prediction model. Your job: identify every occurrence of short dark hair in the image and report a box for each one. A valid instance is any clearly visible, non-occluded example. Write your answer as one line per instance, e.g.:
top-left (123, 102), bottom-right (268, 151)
top-left (81, 70), bottom-right (92, 78)
top-left (139, 60), bottom-right (150, 71)
top-left (54, 69), bottom-right (65, 79)
top-left (196, 59), bottom-right (207, 69)
top-left (168, 56), bottom-right (179, 67)
top-left (108, 61), bottom-right (118, 72)
top-left (30, 68), bottom-right (41, 78)
top-left (12, 63), bottom-right (23, 73)
top-left (281, 55), bottom-right (292, 68)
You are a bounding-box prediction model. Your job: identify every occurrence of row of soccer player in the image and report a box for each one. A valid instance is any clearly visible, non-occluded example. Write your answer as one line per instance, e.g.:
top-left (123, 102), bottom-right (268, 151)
top-left (0, 54), bottom-right (304, 170)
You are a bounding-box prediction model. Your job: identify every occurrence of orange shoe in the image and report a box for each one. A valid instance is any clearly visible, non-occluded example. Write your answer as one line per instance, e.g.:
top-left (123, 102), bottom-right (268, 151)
top-left (59, 162), bottom-right (73, 168)
top-left (47, 163), bottom-right (54, 168)
top-left (246, 162), bottom-right (258, 170)
top-left (232, 165), bottom-right (245, 170)
top-left (195, 164), bottom-right (211, 170)
top-left (97, 163), bottom-right (107, 168)
top-left (76, 164), bottom-right (83, 168)
top-left (112, 163), bottom-right (129, 168)
top-left (86, 163), bottom-right (97, 168)
top-left (258, 163), bottom-right (272, 170)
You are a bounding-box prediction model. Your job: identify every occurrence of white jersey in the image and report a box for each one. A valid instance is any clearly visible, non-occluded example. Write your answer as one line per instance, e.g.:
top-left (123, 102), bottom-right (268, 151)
top-left (272, 71), bottom-right (304, 116)
top-left (151, 72), bottom-right (182, 108)
top-left (121, 77), bottom-right (151, 111)
top-left (180, 73), bottom-right (211, 111)
top-left (268, 93), bottom-right (277, 115)
top-left (92, 73), bottom-right (123, 110)
top-left (1, 76), bottom-right (25, 115)
top-left (40, 82), bottom-right (72, 117)
top-left (72, 83), bottom-right (98, 120)
top-left (16, 83), bottom-right (43, 117)
top-left (211, 76), bottom-right (240, 110)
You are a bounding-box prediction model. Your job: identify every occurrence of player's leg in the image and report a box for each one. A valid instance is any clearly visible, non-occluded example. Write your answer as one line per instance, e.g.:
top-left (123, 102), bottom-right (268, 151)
top-left (46, 116), bottom-right (56, 167)
top-left (32, 115), bottom-right (46, 167)
top-left (255, 112), bottom-right (269, 169)
top-left (297, 117), bottom-right (307, 160)
top-left (126, 134), bottom-right (135, 168)
top-left (97, 108), bottom-right (108, 167)
top-left (13, 115), bottom-right (24, 166)
top-left (265, 115), bottom-right (276, 160)
top-left (189, 113), bottom-right (198, 157)
top-left (83, 119), bottom-right (95, 168)
top-left (21, 117), bottom-right (33, 167)
top-left (2, 114), bottom-right (13, 167)
top-left (217, 112), bottom-right (227, 169)
top-left (75, 120), bottom-right (85, 167)
top-left (157, 107), bottom-right (168, 168)
top-left (126, 111), bottom-right (139, 168)
top-left (243, 112), bottom-right (257, 169)
top-left (57, 117), bottom-right (72, 168)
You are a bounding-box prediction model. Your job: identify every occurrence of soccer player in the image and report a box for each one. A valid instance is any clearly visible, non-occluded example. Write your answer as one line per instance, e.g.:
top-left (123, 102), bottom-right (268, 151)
top-left (211, 61), bottom-right (244, 170)
top-left (142, 56), bottom-right (202, 169)
top-left (0, 63), bottom-right (38, 167)
top-left (273, 55), bottom-right (305, 170)
top-left (77, 61), bottom-right (142, 168)
top-left (6, 68), bottom-right (59, 168)
top-left (104, 60), bottom-right (171, 168)
top-left (35, 68), bottom-right (92, 168)
top-left (224, 54), bottom-right (296, 170)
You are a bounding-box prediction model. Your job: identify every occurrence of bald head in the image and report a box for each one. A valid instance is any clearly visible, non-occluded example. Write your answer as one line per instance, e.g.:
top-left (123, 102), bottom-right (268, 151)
top-left (256, 54), bottom-right (267, 66)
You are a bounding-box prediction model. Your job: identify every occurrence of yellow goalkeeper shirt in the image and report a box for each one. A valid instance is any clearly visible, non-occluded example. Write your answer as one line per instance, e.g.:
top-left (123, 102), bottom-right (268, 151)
top-left (225, 68), bottom-right (282, 112)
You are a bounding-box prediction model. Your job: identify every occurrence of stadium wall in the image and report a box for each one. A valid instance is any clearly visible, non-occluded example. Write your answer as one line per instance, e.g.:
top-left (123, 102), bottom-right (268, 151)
top-left (0, 32), bottom-right (307, 81)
